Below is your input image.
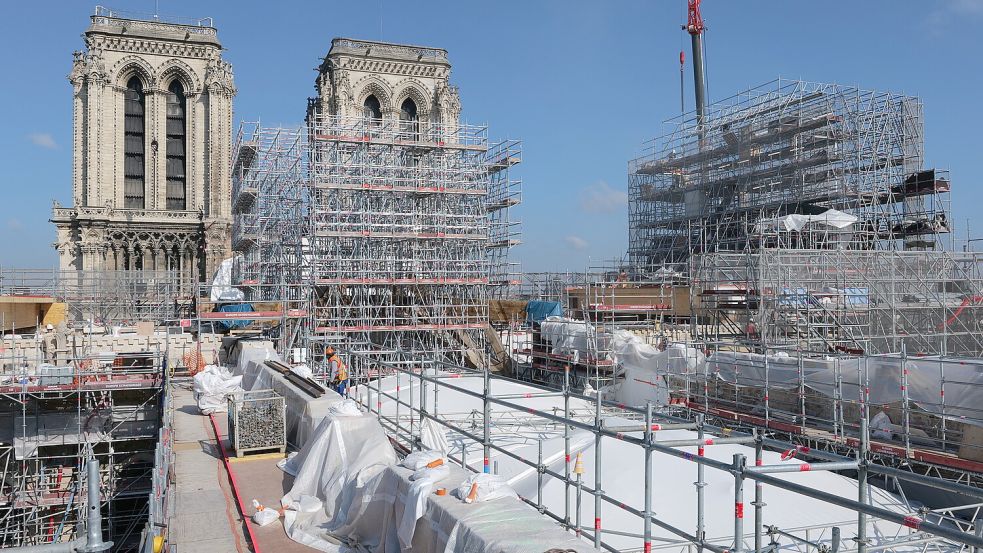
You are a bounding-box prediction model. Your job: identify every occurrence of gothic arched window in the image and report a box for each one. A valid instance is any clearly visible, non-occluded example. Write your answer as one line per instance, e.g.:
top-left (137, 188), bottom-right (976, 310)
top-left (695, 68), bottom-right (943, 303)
top-left (363, 94), bottom-right (382, 122)
top-left (123, 77), bottom-right (146, 209)
top-left (165, 80), bottom-right (187, 210)
top-left (399, 98), bottom-right (419, 136)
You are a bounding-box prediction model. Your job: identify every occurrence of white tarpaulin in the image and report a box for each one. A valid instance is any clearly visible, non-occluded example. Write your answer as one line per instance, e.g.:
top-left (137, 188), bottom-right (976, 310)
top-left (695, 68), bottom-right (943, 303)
top-left (192, 365), bottom-right (242, 415)
top-left (604, 333), bottom-right (705, 406)
top-left (704, 351), bottom-right (983, 427)
top-left (362, 369), bottom-right (919, 553)
top-left (278, 408), bottom-right (591, 552)
top-left (539, 316), bottom-right (610, 363)
top-left (754, 208), bottom-right (857, 233)
top-left (280, 412), bottom-right (400, 552)
top-left (234, 342), bottom-right (346, 447)
top-left (209, 257), bottom-right (245, 302)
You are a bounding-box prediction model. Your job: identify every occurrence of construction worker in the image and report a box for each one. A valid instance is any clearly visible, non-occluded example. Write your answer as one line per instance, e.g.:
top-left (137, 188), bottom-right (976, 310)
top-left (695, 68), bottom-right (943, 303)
top-left (325, 346), bottom-right (349, 396)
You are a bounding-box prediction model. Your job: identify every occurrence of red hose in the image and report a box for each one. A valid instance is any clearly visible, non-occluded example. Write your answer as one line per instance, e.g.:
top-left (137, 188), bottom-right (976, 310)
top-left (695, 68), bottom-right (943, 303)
top-left (939, 296), bottom-right (983, 330)
top-left (209, 413), bottom-right (262, 553)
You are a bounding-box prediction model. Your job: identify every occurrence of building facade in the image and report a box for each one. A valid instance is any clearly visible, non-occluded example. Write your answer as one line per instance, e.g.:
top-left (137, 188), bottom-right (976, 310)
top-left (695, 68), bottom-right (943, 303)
top-left (51, 9), bottom-right (235, 282)
top-left (307, 38), bottom-right (461, 124)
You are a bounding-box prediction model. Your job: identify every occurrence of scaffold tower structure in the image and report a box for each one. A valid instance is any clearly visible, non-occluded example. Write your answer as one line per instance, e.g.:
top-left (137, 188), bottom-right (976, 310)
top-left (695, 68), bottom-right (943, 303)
top-left (305, 114), bottom-right (520, 368)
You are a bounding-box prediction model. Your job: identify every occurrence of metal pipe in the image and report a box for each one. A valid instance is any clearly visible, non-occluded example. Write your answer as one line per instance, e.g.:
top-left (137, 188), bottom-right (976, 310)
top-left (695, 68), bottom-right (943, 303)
top-left (656, 436), bottom-right (756, 448)
top-left (5, 454), bottom-right (115, 552)
top-left (733, 453), bottom-right (746, 553)
top-left (483, 363), bottom-right (491, 473)
top-left (696, 414), bottom-right (706, 551)
top-left (690, 32), bottom-right (708, 135)
top-left (644, 401), bottom-right (654, 553)
top-left (537, 439), bottom-right (544, 512)
top-left (594, 377), bottom-right (603, 548)
top-left (746, 461), bottom-right (858, 474)
top-left (753, 431), bottom-right (763, 553)
top-left (83, 455), bottom-right (113, 552)
top-left (602, 422), bottom-right (698, 432)
top-left (745, 470), bottom-right (983, 550)
top-left (576, 463), bottom-right (583, 539)
top-left (564, 364), bottom-right (571, 529)
top-left (858, 359), bottom-right (869, 553)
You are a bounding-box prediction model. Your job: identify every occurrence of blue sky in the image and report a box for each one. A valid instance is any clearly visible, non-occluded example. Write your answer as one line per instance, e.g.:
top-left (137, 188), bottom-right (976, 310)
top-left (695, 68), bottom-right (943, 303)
top-left (1, 1), bottom-right (982, 271)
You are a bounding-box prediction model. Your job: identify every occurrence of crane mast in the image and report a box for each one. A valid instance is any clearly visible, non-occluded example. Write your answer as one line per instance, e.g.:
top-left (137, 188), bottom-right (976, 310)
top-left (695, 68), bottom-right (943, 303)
top-left (685, 0), bottom-right (708, 136)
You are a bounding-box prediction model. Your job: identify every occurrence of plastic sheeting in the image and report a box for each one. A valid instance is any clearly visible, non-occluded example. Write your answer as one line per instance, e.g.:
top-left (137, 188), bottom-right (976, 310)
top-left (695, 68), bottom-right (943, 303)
top-left (234, 342), bottom-right (346, 447)
top-left (215, 303), bottom-right (255, 330)
top-left (704, 351), bottom-right (983, 426)
top-left (539, 316), bottom-right (609, 363)
top-left (603, 333), bottom-right (705, 407)
top-left (192, 365), bottom-right (242, 415)
top-left (276, 380), bottom-right (595, 552)
top-left (754, 208), bottom-right (857, 233)
top-left (281, 412), bottom-right (399, 552)
top-left (525, 300), bottom-right (563, 324)
top-left (209, 257), bottom-right (245, 302)
top-left (364, 369), bottom-right (915, 552)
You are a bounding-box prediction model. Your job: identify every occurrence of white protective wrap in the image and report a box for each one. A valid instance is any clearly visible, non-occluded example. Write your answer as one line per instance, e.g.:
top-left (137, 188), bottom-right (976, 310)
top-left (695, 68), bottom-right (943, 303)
top-left (192, 365), bottom-right (242, 414)
top-left (704, 351), bottom-right (983, 426)
top-left (280, 413), bottom-right (400, 552)
top-left (209, 257), bottom-right (245, 302)
top-left (753, 208), bottom-right (857, 233)
top-left (234, 342), bottom-right (346, 447)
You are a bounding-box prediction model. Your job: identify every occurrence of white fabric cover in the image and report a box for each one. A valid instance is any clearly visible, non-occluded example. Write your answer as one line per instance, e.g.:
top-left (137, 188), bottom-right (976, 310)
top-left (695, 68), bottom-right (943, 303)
top-left (290, 364), bottom-right (314, 379)
top-left (539, 316), bottom-right (609, 363)
top-left (209, 257), bottom-right (245, 302)
top-left (453, 473), bottom-right (517, 504)
top-left (329, 399), bottom-right (363, 417)
top-left (280, 413), bottom-right (399, 552)
top-left (234, 343), bottom-right (347, 447)
top-left (420, 418), bottom-right (451, 454)
top-left (704, 351), bottom-right (983, 426)
top-left (192, 365), bottom-right (242, 415)
top-left (754, 208), bottom-right (857, 233)
top-left (402, 450), bottom-right (444, 471)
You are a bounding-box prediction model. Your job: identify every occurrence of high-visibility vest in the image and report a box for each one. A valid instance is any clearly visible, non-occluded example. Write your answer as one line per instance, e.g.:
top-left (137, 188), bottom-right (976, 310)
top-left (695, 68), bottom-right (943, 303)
top-left (329, 355), bottom-right (348, 381)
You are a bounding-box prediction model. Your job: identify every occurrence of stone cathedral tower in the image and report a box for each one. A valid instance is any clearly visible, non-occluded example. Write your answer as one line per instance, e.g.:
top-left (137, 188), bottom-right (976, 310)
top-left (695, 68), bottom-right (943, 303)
top-left (50, 9), bottom-right (235, 282)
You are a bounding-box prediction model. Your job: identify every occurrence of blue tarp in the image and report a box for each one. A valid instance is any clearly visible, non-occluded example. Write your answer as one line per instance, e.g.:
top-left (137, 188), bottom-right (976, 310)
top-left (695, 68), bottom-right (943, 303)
top-left (526, 300), bottom-right (563, 324)
top-left (216, 302), bottom-right (254, 330)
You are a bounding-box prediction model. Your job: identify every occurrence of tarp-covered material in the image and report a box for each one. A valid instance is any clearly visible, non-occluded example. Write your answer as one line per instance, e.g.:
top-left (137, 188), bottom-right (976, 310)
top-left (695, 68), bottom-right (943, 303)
top-left (280, 412), bottom-right (400, 551)
top-left (704, 351), bottom-right (983, 427)
top-left (209, 257), bottom-right (245, 302)
top-left (525, 300), bottom-right (563, 324)
top-left (539, 316), bottom-right (611, 363)
top-left (362, 369), bottom-right (919, 552)
top-left (192, 364), bottom-right (242, 414)
top-left (234, 342), bottom-right (346, 447)
top-left (215, 302), bottom-right (255, 330)
top-left (602, 333), bottom-right (704, 407)
top-left (278, 406), bottom-right (591, 552)
top-left (754, 208), bottom-right (858, 234)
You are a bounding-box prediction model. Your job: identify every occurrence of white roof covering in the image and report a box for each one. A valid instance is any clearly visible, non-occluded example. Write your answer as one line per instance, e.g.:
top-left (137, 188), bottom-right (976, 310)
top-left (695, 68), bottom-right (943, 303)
top-left (355, 370), bottom-right (933, 552)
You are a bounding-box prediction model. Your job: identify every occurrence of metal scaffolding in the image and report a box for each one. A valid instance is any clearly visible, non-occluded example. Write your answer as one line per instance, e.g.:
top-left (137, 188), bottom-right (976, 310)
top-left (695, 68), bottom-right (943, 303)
top-left (629, 78), bottom-right (950, 266)
top-left (304, 113), bottom-right (521, 369)
top-left (344, 345), bottom-right (983, 553)
top-left (625, 78), bottom-right (983, 358)
top-left (0, 269), bottom-right (184, 329)
top-left (0, 348), bottom-right (165, 550)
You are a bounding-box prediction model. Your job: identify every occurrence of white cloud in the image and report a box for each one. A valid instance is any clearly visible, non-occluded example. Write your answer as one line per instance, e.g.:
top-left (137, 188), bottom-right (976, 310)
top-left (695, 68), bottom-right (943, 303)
top-left (6, 219), bottom-right (23, 231)
top-left (564, 235), bottom-right (589, 251)
top-left (928, 0), bottom-right (983, 33)
top-left (579, 181), bottom-right (628, 214)
top-left (28, 133), bottom-right (58, 150)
